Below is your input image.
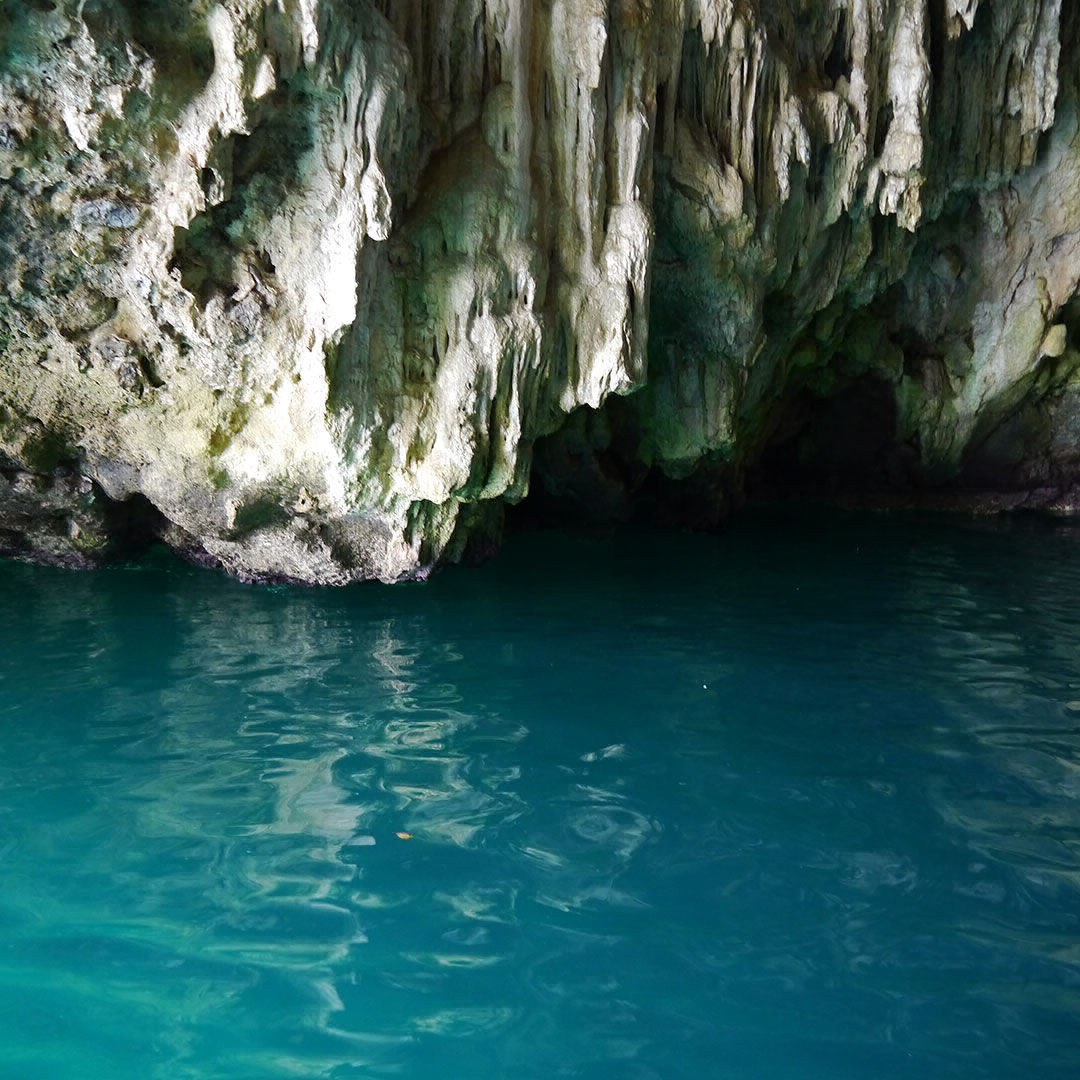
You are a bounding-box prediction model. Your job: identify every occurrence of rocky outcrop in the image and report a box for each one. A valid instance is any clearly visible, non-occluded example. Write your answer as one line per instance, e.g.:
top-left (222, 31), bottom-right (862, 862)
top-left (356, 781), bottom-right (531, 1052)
top-left (0, 0), bottom-right (1077, 581)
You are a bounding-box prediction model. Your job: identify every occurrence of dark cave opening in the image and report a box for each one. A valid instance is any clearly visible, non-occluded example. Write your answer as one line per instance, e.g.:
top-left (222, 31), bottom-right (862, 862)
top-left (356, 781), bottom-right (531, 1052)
top-left (99, 490), bottom-right (172, 560)
top-left (505, 451), bottom-right (739, 539)
top-left (508, 374), bottom-right (923, 538)
top-left (747, 375), bottom-right (917, 500)
top-left (508, 398), bottom-right (646, 533)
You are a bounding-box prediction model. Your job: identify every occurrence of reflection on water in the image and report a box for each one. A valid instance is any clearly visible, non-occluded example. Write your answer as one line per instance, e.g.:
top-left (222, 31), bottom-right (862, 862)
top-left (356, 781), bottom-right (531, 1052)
top-left (1, 512), bottom-right (1080, 1079)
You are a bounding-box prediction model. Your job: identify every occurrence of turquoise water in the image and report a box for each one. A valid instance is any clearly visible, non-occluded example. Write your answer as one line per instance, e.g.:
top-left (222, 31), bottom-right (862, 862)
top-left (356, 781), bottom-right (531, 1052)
top-left (2, 511), bottom-right (1080, 1080)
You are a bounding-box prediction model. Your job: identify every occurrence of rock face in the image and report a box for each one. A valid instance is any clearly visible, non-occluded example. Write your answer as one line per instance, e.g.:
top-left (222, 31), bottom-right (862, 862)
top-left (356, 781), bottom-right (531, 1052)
top-left (0, 0), bottom-right (1078, 581)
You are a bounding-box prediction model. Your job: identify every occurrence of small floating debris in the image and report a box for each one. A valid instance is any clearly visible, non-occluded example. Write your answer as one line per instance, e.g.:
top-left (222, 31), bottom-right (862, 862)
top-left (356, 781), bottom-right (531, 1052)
top-left (395, 832), bottom-right (414, 840)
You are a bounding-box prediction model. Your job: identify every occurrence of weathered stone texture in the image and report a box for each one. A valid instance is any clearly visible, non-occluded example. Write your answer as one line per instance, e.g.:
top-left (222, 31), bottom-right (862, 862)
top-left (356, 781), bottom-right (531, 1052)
top-left (0, 1), bottom-right (1077, 580)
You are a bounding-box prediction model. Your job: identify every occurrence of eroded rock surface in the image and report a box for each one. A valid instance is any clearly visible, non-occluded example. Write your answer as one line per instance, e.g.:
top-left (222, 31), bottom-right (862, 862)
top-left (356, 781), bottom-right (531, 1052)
top-left (0, 0), bottom-right (1077, 581)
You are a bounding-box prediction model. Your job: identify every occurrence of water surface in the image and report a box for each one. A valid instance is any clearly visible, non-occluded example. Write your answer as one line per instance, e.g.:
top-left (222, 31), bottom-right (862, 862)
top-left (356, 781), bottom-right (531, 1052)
top-left (2, 511), bottom-right (1080, 1079)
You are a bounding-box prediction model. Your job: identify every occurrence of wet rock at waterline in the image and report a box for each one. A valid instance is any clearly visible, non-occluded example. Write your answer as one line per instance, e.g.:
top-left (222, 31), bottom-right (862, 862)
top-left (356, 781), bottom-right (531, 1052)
top-left (1, 0), bottom-right (1078, 582)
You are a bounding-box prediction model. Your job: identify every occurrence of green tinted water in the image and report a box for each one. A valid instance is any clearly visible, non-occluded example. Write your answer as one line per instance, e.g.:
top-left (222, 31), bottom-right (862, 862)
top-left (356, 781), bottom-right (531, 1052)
top-left (2, 512), bottom-right (1080, 1079)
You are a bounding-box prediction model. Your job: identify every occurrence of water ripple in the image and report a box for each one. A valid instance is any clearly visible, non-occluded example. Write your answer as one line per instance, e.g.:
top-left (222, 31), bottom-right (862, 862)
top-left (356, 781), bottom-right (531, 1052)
top-left (1, 515), bottom-right (1080, 1078)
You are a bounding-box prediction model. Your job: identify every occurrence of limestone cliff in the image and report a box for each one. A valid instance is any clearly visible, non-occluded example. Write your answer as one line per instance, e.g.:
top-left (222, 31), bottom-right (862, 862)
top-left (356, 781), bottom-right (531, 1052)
top-left (0, 0), bottom-right (1077, 581)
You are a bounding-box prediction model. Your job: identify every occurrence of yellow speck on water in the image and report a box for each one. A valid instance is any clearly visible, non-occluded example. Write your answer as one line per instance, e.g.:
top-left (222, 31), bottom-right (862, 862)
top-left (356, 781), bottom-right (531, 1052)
top-left (396, 832), bottom-right (414, 840)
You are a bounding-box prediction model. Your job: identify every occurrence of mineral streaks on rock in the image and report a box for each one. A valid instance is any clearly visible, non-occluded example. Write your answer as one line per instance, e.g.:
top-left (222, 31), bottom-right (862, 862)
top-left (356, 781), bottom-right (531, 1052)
top-left (0, 0), bottom-right (654, 579)
top-left (637, 0), bottom-right (1066, 471)
top-left (0, 0), bottom-right (1077, 581)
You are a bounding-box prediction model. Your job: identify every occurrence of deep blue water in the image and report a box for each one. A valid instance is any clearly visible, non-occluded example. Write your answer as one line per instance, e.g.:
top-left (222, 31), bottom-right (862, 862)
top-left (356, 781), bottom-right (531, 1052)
top-left (2, 511), bottom-right (1080, 1080)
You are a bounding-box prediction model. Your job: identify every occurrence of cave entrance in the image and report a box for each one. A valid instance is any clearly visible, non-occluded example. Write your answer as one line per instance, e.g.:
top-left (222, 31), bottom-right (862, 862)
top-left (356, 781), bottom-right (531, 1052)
top-left (747, 374), bottom-right (914, 500)
top-left (510, 374), bottom-right (920, 536)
